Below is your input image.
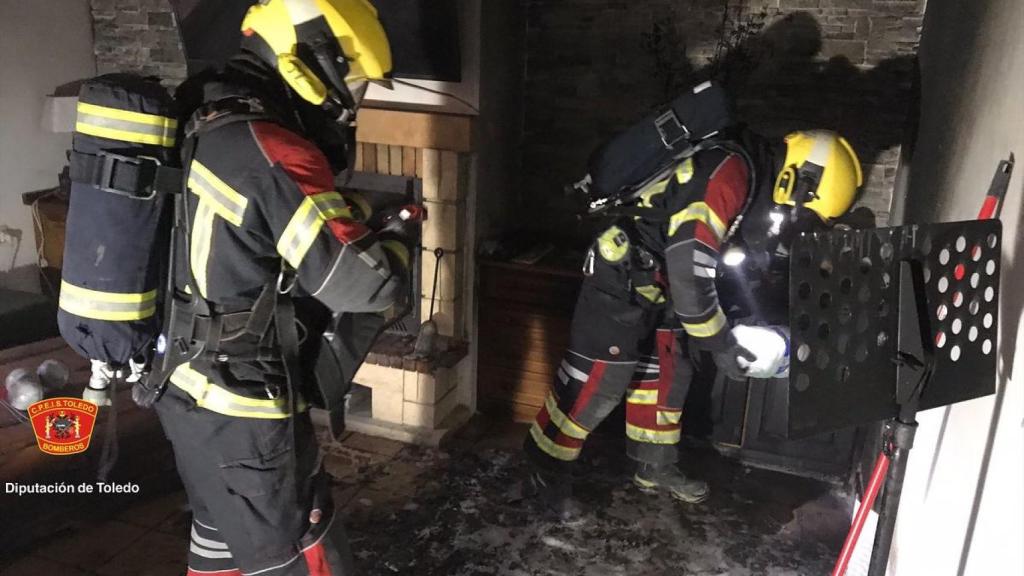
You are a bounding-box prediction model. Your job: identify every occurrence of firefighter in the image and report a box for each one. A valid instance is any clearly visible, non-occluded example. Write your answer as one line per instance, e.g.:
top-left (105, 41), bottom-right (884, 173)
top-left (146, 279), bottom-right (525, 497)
top-left (152, 1), bottom-right (405, 574)
top-left (524, 129), bottom-right (863, 523)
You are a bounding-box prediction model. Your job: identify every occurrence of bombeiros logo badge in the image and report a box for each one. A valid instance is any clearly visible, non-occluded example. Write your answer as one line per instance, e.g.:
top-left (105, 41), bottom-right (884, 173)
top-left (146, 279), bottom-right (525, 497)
top-left (28, 397), bottom-right (98, 456)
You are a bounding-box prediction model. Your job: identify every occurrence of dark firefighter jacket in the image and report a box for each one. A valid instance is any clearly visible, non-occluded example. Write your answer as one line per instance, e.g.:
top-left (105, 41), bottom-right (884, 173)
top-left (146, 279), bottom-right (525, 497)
top-left (598, 147), bottom-right (750, 352)
top-left (168, 57), bottom-right (408, 419)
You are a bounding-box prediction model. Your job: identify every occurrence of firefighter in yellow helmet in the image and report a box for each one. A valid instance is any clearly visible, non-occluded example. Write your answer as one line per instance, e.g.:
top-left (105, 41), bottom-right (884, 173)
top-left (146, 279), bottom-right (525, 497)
top-left (151, 2), bottom-right (404, 574)
top-left (524, 127), bottom-right (863, 524)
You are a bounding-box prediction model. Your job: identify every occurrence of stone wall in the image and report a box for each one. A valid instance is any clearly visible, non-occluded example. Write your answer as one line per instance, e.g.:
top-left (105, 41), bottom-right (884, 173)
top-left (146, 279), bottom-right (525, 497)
top-left (522, 0), bottom-right (925, 232)
top-left (89, 0), bottom-right (186, 83)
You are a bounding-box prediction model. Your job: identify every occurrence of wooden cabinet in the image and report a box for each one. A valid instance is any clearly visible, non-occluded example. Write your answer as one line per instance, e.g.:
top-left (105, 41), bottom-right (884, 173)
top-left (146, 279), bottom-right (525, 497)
top-left (477, 259), bottom-right (581, 421)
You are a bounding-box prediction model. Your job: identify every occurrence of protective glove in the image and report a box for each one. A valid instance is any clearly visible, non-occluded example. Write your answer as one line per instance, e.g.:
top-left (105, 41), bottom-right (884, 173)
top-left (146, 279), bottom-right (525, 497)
top-left (713, 336), bottom-right (758, 381)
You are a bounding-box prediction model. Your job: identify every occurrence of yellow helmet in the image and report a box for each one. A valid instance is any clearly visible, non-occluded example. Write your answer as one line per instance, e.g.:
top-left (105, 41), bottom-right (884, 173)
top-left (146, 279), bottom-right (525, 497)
top-left (773, 130), bottom-right (863, 221)
top-left (241, 0), bottom-right (392, 122)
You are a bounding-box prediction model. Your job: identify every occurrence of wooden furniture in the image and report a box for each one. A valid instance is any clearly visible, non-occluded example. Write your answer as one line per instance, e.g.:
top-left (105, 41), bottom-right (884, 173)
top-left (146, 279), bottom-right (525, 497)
top-left (478, 258), bottom-right (581, 422)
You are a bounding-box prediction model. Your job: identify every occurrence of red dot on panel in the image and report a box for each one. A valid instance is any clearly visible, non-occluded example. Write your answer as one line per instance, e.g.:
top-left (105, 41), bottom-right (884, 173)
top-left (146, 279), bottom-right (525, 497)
top-left (954, 263), bottom-right (966, 280)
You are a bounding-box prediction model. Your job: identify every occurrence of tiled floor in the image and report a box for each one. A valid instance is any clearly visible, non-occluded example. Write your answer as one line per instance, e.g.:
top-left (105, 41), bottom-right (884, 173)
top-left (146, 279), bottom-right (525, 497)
top-left (2, 419), bottom-right (851, 576)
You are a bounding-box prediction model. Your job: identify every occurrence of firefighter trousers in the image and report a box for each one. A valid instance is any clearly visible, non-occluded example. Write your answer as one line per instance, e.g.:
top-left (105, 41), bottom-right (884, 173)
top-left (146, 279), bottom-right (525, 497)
top-left (524, 273), bottom-right (694, 472)
top-left (156, 384), bottom-right (355, 576)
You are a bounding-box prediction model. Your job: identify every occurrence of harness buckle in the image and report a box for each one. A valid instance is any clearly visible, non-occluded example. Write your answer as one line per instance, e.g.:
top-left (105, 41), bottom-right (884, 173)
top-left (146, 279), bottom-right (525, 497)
top-left (96, 152), bottom-right (162, 200)
top-left (654, 110), bottom-right (690, 149)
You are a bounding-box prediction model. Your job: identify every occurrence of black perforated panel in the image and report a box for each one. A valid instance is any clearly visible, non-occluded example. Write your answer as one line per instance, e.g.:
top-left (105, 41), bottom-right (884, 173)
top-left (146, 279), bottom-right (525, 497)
top-left (787, 220), bottom-right (1001, 438)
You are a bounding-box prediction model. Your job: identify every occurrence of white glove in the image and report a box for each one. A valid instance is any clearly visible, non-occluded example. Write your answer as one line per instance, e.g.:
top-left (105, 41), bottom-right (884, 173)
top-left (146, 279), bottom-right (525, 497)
top-left (731, 325), bottom-right (790, 379)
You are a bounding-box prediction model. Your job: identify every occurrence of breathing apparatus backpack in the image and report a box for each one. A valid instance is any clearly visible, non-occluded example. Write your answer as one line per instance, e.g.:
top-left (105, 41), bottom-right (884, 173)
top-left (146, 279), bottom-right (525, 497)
top-left (58, 74), bottom-right (182, 405)
top-left (572, 80), bottom-right (738, 216)
top-left (56, 73), bottom-right (387, 441)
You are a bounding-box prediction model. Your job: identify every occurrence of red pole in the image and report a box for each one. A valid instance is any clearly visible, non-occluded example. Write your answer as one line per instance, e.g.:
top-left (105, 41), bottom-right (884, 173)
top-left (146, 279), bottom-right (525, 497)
top-left (831, 451), bottom-right (892, 576)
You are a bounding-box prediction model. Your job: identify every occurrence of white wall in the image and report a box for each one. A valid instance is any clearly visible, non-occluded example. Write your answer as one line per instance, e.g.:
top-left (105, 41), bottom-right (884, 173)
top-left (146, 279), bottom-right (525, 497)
top-left (887, 1), bottom-right (1024, 574)
top-left (0, 0), bottom-right (95, 292)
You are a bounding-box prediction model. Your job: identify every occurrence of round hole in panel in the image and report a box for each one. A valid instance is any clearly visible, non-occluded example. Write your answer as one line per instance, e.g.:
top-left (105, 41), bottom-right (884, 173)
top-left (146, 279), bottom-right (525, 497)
top-left (987, 233), bottom-right (998, 249)
top-left (839, 244), bottom-right (854, 261)
top-left (968, 326), bottom-right (979, 342)
top-left (877, 331), bottom-right (889, 347)
top-left (798, 313), bottom-right (812, 333)
top-left (798, 282), bottom-right (812, 300)
top-left (797, 343), bottom-right (811, 362)
top-left (954, 263), bottom-right (966, 281)
top-left (795, 373), bottom-right (811, 391)
top-left (935, 331), bottom-right (947, 348)
top-left (840, 277), bottom-right (853, 295)
top-left (952, 318), bottom-right (963, 335)
top-left (971, 245), bottom-right (982, 262)
top-left (856, 313), bottom-right (870, 334)
top-left (880, 242), bottom-right (894, 263)
top-left (936, 304), bottom-right (948, 321)
top-left (858, 284), bottom-right (872, 303)
top-left (950, 345), bottom-right (961, 362)
top-left (816, 349), bottom-right (830, 370)
top-left (938, 277), bottom-right (949, 293)
top-left (855, 344), bottom-right (869, 362)
top-left (955, 235), bottom-right (967, 253)
top-left (986, 259), bottom-right (996, 276)
top-left (922, 235), bottom-right (933, 255)
top-left (881, 272), bottom-right (892, 289)
top-left (818, 322), bottom-right (831, 341)
top-left (820, 259), bottom-right (834, 279)
top-left (985, 286), bottom-right (995, 302)
top-left (969, 299), bottom-right (980, 316)
top-left (859, 257), bottom-right (872, 275)
top-left (970, 272), bottom-right (980, 289)
top-left (983, 313), bottom-right (993, 329)
top-left (838, 304), bottom-right (853, 325)
top-left (939, 248), bottom-right (950, 265)
top-left (819, 292), bottom-right (832, 309)
top-left (924, 266), bottom-right (932, 283)
top-left (952, 291), bottom-right (964, 308)
top-left (982, 339), bottom-right (993, 355)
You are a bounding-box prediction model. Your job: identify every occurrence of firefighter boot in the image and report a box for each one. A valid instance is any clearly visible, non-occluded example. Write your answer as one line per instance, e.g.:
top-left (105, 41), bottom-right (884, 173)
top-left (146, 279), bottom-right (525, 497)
top-left (527, 468), bottom-right (586, 526)
top-left (633, 463), bottom-right (709, 504)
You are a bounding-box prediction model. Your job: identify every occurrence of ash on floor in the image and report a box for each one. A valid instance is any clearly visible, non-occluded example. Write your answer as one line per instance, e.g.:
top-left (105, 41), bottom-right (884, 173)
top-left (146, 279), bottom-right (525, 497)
top-left (327, 421), bottom-right (851, 576)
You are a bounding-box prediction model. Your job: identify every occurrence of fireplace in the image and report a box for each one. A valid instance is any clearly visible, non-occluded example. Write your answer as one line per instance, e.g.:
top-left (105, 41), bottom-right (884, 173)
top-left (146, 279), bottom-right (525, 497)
top-left (313, 106), bottom-right (475, 443)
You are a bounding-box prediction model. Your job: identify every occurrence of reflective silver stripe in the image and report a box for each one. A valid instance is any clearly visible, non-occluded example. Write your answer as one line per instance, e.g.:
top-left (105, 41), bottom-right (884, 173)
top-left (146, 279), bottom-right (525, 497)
top-left (693, 250), bottom-right (718, 268)
top-left (693, 265), bottom-right (717, 279)
top-left (188, 161), bottom-right (248, 227)
top-left (191, 527), bottom-right (229, 550)
top-left (58, 281), bottom-right (157, 321)
top-left (189, 543), bottom-right (233, 559)
top-left (277, 192), bottom-right (352, 268)
top-left (560, 360), bottom-right (590, 383)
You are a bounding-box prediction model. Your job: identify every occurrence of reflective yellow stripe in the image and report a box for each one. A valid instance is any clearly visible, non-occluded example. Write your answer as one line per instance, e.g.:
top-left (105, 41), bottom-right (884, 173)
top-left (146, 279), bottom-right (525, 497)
top-left (657, 410), bottom-right (683, 426)
top-left (190, 200), bottom-right (216, 298)
top-left (675, 157), bottom-right (694, 183)
top-left (626, 423), bottom-right (681, 444)
top-left (637, 179), bottom-right (670, 208)
top-left (668, 201), bottom-right (727, 238)
top-left (682, 307), bottom-right (727, 338)
top-left (188, 161), bottom-right (248, 227)
top-left (545, 395), bottom-right (589, 440)
top-left (58, 281), bottom-right (157, 321)
top-left (276, 192), bottom-right (353, 268)
top-left (597, 225), bottom-right (630, 263)
top-left (76, 101), bottom-right (177, 147)
top-left (635, 285), bottom-right (666, 304)
top-left (626, 388), bottom-right (659, 405)
top-left (170, 364), bottom-right (302, 419)
top-left (529, 422), bottom-right (581, 461)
